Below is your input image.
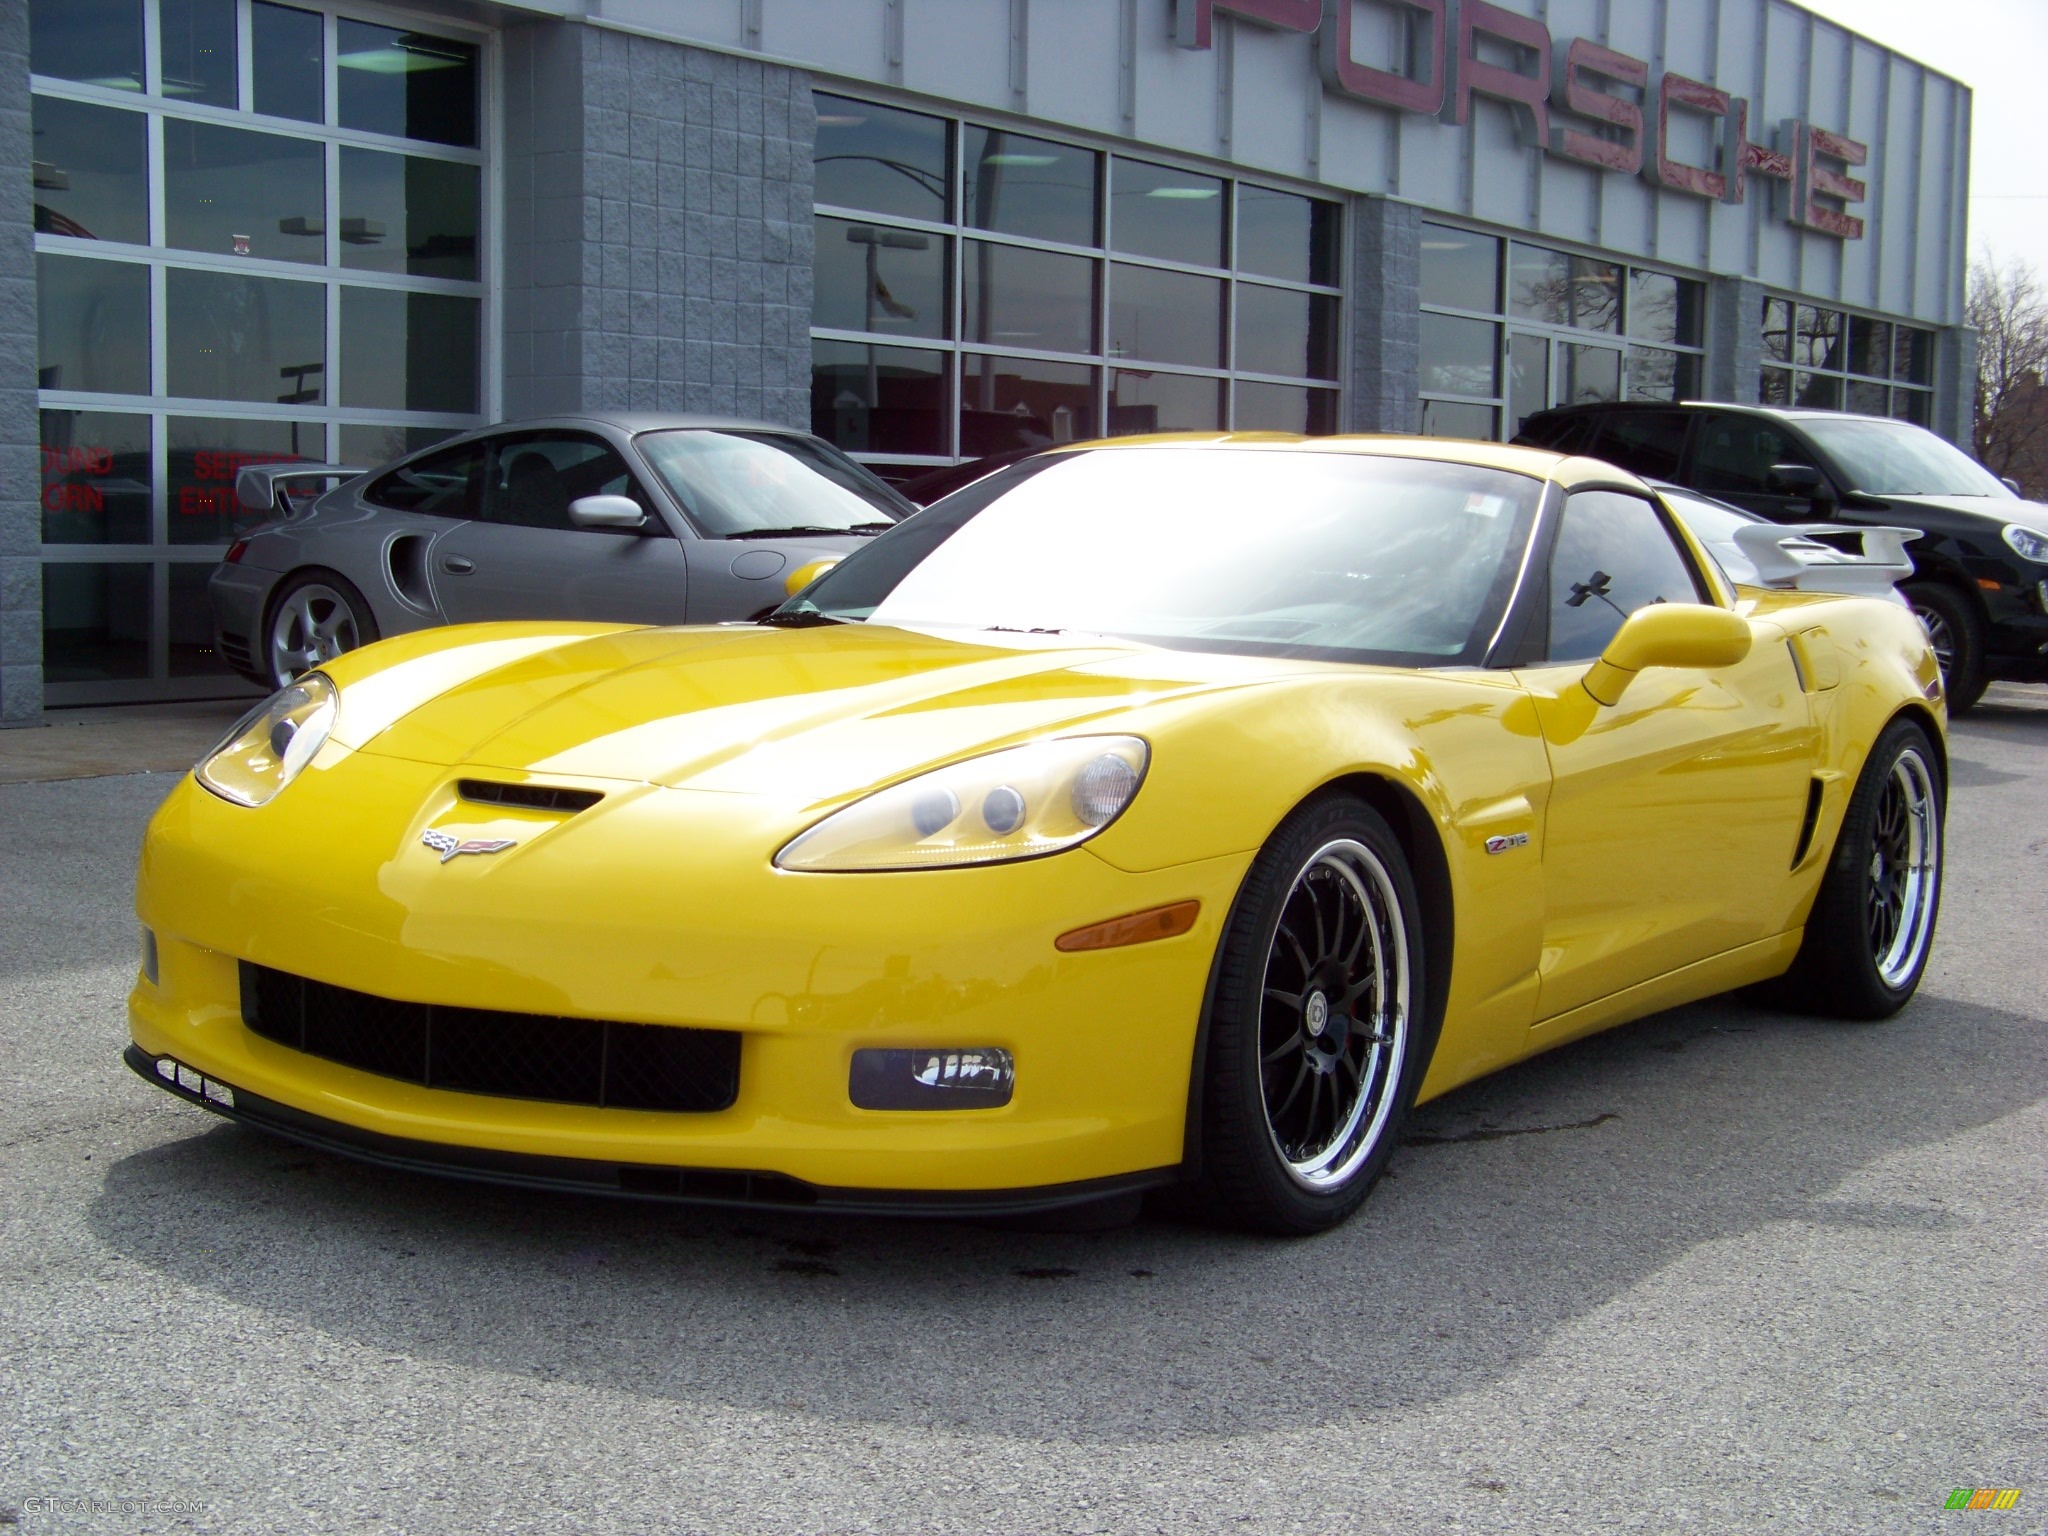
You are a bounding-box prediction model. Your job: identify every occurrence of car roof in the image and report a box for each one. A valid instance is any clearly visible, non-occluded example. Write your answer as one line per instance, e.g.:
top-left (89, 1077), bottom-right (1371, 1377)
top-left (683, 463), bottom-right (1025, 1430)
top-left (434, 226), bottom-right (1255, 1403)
top-left (1036, 430), bottom-right (1621, 485)
top-left (482, 412), bottom-right (805, 436)
top-left (1530, 400), bottom-right (1899, 428)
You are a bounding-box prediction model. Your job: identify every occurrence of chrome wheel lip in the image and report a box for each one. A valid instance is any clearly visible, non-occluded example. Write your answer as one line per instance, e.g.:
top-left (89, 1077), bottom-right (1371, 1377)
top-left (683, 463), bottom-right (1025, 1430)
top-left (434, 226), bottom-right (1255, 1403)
top-left (1869, 746), bottom-right (1941, 989)
top-left (268, 584), bottom-right (360, 687)
top-left (1256, 837), bottom-right (1411, 1192)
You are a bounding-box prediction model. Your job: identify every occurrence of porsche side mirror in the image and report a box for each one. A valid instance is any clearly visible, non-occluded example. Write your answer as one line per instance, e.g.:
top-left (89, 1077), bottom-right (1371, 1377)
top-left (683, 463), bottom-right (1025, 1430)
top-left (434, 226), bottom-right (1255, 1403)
top-left (784, 556), bottom-right (842, 598)
top-left (568, 494), bottom-right (647, 530)
top-left (1767, 462), bottom-right (1836, 513)
top-left (1582, 604), bottom-right (1753, 706)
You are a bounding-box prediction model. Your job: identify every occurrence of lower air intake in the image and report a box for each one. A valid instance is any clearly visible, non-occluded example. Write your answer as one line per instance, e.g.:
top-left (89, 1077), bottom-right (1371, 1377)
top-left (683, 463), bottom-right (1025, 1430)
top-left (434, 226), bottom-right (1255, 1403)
top-left (239, 964), bottom-right (738, 1113)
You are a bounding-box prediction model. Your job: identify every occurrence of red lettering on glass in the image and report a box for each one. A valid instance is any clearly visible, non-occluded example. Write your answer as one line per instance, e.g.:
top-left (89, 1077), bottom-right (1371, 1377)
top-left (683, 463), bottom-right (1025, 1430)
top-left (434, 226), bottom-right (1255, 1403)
top-left (42, 483), bottom-right (105, 514)
top-left (41, 444), bottom-right (114, 476)
top-left (1442, 0), bottom-right (1549, 144)
top-left (1645, 72), bottom-right (1730, 200)
top-left (1174, 0), bottom-right (1319, 51)
top-left (179, 485), bottom-right (237, 517)
top-left (1548, 38), bottom-right (1646, 174)
top-left (1318, 0), bottom-right (1446, 115)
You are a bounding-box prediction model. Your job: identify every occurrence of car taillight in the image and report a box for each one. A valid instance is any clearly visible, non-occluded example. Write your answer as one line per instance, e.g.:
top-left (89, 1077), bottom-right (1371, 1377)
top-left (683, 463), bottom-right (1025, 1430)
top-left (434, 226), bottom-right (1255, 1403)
top-left (224, 540), bottom-right (247, 564)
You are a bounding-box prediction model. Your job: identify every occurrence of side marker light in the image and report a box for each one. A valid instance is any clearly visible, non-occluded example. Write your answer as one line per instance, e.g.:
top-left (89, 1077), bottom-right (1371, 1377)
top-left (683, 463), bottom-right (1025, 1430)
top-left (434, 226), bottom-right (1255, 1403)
top-left (1055, 900), bottom-right (1201, 953)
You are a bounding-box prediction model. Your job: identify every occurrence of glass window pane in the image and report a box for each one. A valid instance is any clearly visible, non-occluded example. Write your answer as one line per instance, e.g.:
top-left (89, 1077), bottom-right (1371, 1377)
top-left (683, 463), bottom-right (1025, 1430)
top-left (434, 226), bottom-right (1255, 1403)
top-left (339, 148), bottom-right (480, 280)
top-left (1695, 414), bottom-right (1815, 496)
top-left (1846, 378), bottom-right (1889, 415)
top-left (1420, 313), bottom-right (1498, 398)
top-left (964, 127), bottom-right (1097, 246)
top-left (1234, 381), bottom-right (1339, 435)
top-left (1591, 409), bottom-right (1691, 480)
top-left (1628, 271), bottom-right (1701, 347)
top-left (43, 562), bottom-right (151, 682)
top-left (1238, 186), bottom-right (1340, 286)
top-left (1109, 371), bottom-right (1223, 435)
top-left (1109, 263), bottom-right (1223, 368)
top-left (160, 0), bottom-right (237, 108)
top-left (814, 216), bottom-right (948, 339)
top-left (1795, 305), bottom-right (1842, 370)
top-left (37, 254), bottom-right (149, 395)
top-left (1795, 371), bottom-right (1842, 409)
top-left (1236, 285), bottom-right (1339, 380)
top-left (1547, 492), bottom-right (1701, 662)
top-left (362, 437), bottom-right (484, 516)
top-left (1510, 245), bottom-right (1620, 332)
top-left (32, 96), bottom-right (148, 245)
top-left (1626, 345), bottom-right (1698, 403)
top-left (30, 0), bottom-right (143, 92)
top-left (336, 20), bottom-right (479, 148)
top-left (1110, 157), bottom-right (1224, 267)
top-left (1894, 327), bottom-right (1933, 385)
top-left (1561, 343), bottom-right (1621, 405)
top-left (1847, 316), bottom-right (1893, 378)
top-left (963, 241), bottom-right (1093, 355)
top-left (1891, 389), bottom-right (1931, 427)
top-left (961, 355), bottom-right (1096, 456)
top-left (1419, 400), bottom-right (1498, 440)
top-left (339, 424), bottom-right (454, 466)
top-left (1421, 223), bottom-right (1501, 312)
top-left (1507, 332), bottom-right (1548, 437)
top-left (168, 416), bottom-right (327, 544)
top-left (254, 2), bottom-right (325, 124)
top-left (482, 434), bottom-right (644, 533)
top-left (812, 339), bottom-right (947, 455)
top-left (340, 288), bottom-right (480, 413)
top-left (164, 121), bottom-right (326, 265)
top-left (1762, 298), bottom-right (1794, 365)
top-left (814, 93), bottom-right (949, 222)
top-left (170, 562), bottom-right (241, 677)
top-left (166, 268), bottom-right (325, 403)
top-left (1760, 366), bottom-right (1791, 406)
top-left (41, 410), bottom-right (151, 544)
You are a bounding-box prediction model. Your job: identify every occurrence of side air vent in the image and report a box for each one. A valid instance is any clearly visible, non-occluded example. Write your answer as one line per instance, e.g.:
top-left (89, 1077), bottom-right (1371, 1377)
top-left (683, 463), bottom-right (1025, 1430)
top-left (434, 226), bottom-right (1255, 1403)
top-left (387, 532), bottom-right (433, 610)
top-left (1790, 777), bottom-right (1825, 869)
top-left (457, 779), bottom-right (604, 814)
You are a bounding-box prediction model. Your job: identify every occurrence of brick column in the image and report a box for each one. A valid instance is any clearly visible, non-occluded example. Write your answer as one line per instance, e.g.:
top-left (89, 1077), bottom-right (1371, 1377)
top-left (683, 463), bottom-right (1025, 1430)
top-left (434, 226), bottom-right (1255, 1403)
top-left (500, 21), bottom-right (814, 428)
top-left (1933, 325), bottom-right (1976, 450)
top-left (1704, 276), bottom-right (1765, 405)
top-left (0, 0), bottom-right (40, 725)
top-left (1348, 197), bottom-right (1422, 434)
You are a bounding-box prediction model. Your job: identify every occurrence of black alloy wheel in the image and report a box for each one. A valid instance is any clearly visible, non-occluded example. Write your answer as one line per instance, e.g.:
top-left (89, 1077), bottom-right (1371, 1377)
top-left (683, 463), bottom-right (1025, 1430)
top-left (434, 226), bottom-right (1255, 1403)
top-left (1902, 582), bottom-right (1987, 713)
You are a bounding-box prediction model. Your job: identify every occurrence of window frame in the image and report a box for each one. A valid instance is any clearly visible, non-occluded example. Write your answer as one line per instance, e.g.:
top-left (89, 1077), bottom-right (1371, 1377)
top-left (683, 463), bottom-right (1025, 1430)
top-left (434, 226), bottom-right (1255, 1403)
top-left (1758, 296), bottom-right (1934, 425)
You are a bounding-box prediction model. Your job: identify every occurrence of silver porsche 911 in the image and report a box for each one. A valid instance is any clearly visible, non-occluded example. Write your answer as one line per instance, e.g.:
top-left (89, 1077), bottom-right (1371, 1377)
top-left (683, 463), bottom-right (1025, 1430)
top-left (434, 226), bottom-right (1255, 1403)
top-left (209, 414), bottom-right (913, 689)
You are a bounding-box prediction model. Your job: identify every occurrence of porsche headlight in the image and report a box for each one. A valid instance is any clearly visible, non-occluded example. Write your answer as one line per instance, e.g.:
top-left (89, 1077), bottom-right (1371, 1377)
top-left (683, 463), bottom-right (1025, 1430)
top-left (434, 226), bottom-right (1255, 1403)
top-left (2002, 523), bottom-right (2048, 563)
top-left (775, 736), bottom-right (1149, 872)
top-left (195, 673), bottom-right (337, 807)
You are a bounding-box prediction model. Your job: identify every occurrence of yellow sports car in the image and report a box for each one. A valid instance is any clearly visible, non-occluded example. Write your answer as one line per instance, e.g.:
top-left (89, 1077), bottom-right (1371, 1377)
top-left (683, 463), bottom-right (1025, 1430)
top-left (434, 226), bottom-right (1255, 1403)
top-left (128, 436), bottom-right (1947, 1233)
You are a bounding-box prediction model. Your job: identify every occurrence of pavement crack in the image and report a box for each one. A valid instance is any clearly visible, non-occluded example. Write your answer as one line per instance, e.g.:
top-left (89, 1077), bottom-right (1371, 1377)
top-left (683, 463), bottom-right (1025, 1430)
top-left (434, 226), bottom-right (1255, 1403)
top-left (1404, 1111), bottom-right (1619, 1147)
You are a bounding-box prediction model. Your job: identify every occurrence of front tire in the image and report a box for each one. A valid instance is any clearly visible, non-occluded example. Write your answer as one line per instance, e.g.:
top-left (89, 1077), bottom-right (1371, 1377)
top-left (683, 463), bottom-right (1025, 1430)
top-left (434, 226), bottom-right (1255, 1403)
top-left (265, 571), bottom-right (376, 689)
top-left (1781, 717), bottom-right (1945, 1020)
top-left (1193, 797), bottom-right (1429, 1235)
top-left (1903, 582), bottom-right (1987, 713)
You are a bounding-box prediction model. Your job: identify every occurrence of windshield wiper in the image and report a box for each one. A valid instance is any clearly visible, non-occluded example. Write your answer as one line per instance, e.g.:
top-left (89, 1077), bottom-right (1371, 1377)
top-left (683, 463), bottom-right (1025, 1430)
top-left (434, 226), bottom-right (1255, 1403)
top-left (725, 523), bottom-right (893, 540)
top-left (757, 607), bottom-right (846, 628)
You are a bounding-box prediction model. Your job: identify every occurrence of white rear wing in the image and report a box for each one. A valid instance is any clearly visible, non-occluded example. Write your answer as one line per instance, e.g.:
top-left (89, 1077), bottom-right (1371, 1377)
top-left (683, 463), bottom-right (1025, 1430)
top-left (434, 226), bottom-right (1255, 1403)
top-left (1730, 521), bottom-right (1920, 597)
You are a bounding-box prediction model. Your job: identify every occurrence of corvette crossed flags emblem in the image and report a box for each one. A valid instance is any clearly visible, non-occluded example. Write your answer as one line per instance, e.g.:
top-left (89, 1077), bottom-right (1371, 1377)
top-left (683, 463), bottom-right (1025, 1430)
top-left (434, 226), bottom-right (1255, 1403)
top-left (421, 828), bottom-right (517, 863)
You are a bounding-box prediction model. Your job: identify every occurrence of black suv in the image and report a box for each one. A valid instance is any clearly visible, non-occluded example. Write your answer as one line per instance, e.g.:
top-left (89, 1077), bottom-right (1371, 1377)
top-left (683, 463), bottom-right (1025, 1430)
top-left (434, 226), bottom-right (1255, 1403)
top-left (1514, 402), bottom-right (2048, 710)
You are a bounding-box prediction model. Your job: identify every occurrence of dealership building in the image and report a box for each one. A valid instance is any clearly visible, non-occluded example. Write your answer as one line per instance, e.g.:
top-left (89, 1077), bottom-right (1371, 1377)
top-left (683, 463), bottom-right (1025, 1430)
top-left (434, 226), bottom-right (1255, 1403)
top-left (1, 0), bottom-right (1974, 715)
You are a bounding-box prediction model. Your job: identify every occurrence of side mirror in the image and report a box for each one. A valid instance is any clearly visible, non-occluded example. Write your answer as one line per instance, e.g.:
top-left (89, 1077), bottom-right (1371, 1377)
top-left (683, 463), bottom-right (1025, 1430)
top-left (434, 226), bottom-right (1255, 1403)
top-left (784, 556), bottom-right (842, 598)
top-left (1767, 462), bottom-right (1836, 512)
top-left (2001, 475), bottom-right (2024, 497)
top-left (568, 494), bottom-right (647, 530)
top-left (1582, 604), bottom-right (1753, 706)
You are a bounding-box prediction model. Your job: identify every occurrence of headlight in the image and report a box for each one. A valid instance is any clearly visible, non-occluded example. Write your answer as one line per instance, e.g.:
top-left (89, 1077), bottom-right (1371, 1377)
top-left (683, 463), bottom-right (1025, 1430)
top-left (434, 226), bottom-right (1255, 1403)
top-left (775, 736), bottom-right (1149, 872)
top-left (2002, 523), bottom-right (2048, 563)
top-left (195, 673), bottom-right (337, 807)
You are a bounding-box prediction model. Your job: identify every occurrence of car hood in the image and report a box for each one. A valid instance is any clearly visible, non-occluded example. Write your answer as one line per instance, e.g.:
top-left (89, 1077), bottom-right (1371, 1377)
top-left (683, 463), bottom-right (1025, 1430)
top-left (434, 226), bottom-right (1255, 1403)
top-left (343, 622), bottom-right (1304, 806)
top-left (1878, 493), bottom-right (2048, 535)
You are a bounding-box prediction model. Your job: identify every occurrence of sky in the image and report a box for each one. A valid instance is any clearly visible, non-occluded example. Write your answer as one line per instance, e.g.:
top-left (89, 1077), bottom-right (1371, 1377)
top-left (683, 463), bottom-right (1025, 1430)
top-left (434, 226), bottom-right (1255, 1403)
top-left (1799, 0), bottom-right (2048, 274)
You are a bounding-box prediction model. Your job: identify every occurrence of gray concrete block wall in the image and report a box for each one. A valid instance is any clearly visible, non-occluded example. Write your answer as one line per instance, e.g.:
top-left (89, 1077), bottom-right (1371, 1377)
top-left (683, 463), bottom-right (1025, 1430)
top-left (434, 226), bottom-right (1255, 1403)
top-left (0, 0), bottom-right (40, 725)
top-left (501, 21), bottom-right (814, 429)
top-left (1348, 198), bottom-right (1422, 435)
top-left (1934, 326), bottom-right (1976, 450)
top-left (1705, 277), bottom-right (1767, 406)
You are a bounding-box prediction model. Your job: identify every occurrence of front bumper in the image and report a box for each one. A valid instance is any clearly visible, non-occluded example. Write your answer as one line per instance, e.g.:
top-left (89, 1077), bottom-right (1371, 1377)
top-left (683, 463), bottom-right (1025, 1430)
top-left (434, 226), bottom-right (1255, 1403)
top-left (207, 562), bottom-right (280, 681)
top-left (131, 755), bottom-right (1248, 1199)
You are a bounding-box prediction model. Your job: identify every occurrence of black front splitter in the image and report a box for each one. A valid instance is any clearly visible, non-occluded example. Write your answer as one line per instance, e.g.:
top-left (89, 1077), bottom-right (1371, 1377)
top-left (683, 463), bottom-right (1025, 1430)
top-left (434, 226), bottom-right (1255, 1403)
top-left (124, 1045), bottom-right (1175, 1217)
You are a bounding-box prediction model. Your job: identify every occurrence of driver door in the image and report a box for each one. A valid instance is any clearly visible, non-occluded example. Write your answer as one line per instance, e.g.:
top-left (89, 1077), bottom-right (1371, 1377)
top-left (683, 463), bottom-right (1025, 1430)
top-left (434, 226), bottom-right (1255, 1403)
top-left (1514, 489), bottom-right (1819, 1025)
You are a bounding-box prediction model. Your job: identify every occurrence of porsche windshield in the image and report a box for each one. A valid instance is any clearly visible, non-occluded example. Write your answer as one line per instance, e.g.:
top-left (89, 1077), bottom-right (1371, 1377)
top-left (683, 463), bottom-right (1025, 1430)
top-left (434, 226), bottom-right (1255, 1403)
top-left (777, 448), bottom-right (1544, 666)
top-left (635, 429), bottom-right (908, 536)
top-left (1801, 418), bottom-right (2012, 498)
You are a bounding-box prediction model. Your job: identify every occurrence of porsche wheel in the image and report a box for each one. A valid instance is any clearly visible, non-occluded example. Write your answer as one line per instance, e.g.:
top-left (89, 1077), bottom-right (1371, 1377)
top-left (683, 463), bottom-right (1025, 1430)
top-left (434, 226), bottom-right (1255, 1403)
top-left (266, 571), bottom-right (376, 689)
top-left (1903, 582), bottom-right (1986, 713)
top-left (1194, 797), bottom-right (1427, 1234)
top-left (1783, 717), bottom-right (1944, 1020)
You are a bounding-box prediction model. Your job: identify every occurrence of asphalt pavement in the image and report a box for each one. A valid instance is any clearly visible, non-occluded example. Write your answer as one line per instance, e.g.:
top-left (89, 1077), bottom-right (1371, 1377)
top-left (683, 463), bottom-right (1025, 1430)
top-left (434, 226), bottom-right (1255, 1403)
top-left (2, 690), bottom-right (2044, 1535)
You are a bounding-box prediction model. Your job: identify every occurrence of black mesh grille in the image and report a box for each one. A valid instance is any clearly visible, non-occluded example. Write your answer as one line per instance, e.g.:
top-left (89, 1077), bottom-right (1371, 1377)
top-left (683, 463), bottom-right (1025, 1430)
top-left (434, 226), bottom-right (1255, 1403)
top-left (217, 632), bottom-right (255, 672)
top-left (240, 963), bottom-right (738, 1113)
top-left (456, 779), bottom-right (604, 814)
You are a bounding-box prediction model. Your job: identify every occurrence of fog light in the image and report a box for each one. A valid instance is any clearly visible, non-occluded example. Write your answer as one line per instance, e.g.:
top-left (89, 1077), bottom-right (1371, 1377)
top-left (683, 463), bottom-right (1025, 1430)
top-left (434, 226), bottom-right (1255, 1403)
top-left (140, 927), bottom-right (159, 987)
top-left (850, 1047), bottom-right (1014, 1110)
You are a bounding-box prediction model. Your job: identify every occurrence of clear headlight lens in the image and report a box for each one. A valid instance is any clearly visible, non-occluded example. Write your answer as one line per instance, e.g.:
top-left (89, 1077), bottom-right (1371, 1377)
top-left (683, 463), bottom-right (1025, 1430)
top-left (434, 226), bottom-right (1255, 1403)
top-left (775, 735), bottom-right (1149, 872)
top-left (2002, 523), bottom-right (2048, 563)
top-left (195, 673), bottom-right (337, 807)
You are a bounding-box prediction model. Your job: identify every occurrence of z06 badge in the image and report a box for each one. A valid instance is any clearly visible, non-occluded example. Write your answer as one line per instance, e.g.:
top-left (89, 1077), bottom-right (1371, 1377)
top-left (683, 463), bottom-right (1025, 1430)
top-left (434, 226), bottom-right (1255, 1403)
top-left (1484, 832), bottom-right (1531, 855)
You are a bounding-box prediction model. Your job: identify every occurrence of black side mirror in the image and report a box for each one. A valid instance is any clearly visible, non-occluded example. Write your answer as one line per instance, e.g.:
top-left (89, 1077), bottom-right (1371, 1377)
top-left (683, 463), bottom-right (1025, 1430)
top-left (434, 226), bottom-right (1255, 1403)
top-left (1767, 462), bottom-right (1836, 513)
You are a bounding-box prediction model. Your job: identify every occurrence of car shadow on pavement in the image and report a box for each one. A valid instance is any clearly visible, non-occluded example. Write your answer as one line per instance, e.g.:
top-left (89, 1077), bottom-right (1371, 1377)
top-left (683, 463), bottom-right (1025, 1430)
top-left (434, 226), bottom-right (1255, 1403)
top-left (85, 987), bottom-right (2046, 1444)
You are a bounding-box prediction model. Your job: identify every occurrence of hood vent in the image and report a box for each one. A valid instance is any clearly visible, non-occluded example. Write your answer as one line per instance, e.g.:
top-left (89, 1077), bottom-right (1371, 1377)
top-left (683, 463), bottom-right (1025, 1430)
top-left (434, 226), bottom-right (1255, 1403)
top-left (457, 779), bottom-right (604, 814)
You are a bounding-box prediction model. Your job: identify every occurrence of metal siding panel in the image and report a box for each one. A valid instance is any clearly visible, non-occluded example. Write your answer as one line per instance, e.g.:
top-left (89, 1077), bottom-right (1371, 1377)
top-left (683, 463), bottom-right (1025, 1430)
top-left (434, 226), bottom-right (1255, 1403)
top-left (900, 0), bottom-right (1011, 112)
top-left (1130, 20), bottom-right (1220, 158)
top-left (1024, 0), bottom-right (1126, 138)
top-left (599, 0), bottom-right (747, 48)
top-left (1318, 98), bottom-right (1394, 198)
top-left (1229, 20), bottom-right (1319, 179)
top-left (759, 0), bottom-right (889, 78)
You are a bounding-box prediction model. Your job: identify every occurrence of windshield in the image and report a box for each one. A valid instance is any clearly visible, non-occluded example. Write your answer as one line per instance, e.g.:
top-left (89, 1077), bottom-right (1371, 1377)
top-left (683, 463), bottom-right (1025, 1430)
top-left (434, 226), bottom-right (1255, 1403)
top-left (635, 430), bottom-right (909, 536)
top-left (1661, 489), bottom-right (1759, 584)
top-left (1802, 418), bottom-right (2012, 498)
top-left (778, 448), bottom-right (1545, 666)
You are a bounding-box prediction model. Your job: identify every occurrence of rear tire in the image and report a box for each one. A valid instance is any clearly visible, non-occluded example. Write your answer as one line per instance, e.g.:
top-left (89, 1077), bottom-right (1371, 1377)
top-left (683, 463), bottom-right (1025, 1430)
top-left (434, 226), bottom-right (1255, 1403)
top-left (1778, 717), bottom-right (1944, 1020)
top-left (264, 570), bottom-right (377, 689)
top-left (1903, 582), bottom-right (1987, 713)
top-left (1192, 796), bottom-right (1430, 1235)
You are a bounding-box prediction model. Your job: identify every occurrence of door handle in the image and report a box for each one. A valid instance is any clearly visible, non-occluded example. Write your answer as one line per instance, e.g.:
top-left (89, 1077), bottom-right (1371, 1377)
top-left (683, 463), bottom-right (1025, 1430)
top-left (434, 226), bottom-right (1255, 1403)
top-left (441, 555), bottom-right (475, 574)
